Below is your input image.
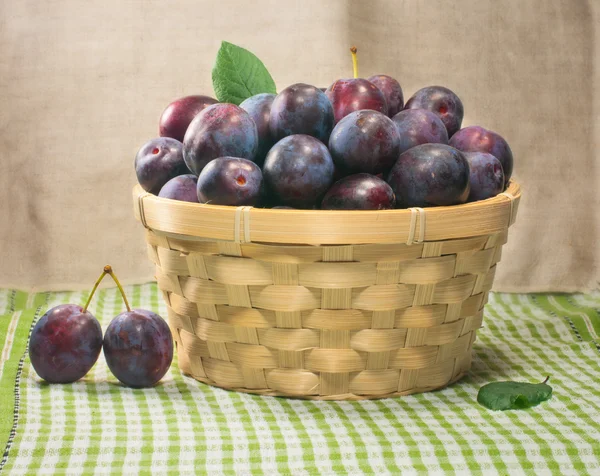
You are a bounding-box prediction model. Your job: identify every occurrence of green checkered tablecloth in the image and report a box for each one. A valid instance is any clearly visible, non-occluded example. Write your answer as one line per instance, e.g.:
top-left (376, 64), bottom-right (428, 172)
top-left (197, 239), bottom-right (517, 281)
top-left (0, 284), bottom-right (599, 475)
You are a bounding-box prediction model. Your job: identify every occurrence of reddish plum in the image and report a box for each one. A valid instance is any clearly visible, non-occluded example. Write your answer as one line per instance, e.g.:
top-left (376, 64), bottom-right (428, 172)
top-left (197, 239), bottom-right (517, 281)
top-left (29, 304), bottom-right (103, 383)
top-left (404, 86), bottom-right (464, 137)
top-left (325, 79), bottom-right (388, 123)
top-left (464, 152), bottom-right (505, 201)
top-left (135, 137), bottom-right (189, 194)
top-left (392, 109), bottom-right (448, 155)
top-left (197, 157), bottom-right (263, 206)
top-left (449, 126), bottom-right (513, 183)
top-left (321, 173), bottom-right (395, 210)
top-left (269, 84), bottom-right (334, 143)
top-left (240, 93), bottom-right (276, 165)
top-left (368, 75), bottom-right (404, 117)
top-left (328, 110), bottom-right (400, 174)
top-left (263, 134), bottom-right (334, 209)
top-left (183, 103), bottom-right (258, 175)
top-left (158, 174), bottom-right (199, 203)
top-left (103, 309), bottom-right (173, 388)
top-left (159, 95), bottom-right (218, 142)
top-left (386, 143), bottom-right (470, 208)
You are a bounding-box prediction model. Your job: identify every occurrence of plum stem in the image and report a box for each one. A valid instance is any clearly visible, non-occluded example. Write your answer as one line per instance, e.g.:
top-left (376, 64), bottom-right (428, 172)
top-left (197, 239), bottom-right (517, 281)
top-left (83, 267), bottom-right (110, 312)
top-left (104, 265), bottom-right (132, 312)
top-left (350, 46), bottom-right (358, 79)
top-left (542, 376), bottom-right (550, 384)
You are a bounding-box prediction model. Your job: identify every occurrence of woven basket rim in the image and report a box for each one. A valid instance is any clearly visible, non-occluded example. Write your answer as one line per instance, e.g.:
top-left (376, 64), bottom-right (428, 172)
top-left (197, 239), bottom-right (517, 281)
top-left (133, 181), bottom-right (520, 245)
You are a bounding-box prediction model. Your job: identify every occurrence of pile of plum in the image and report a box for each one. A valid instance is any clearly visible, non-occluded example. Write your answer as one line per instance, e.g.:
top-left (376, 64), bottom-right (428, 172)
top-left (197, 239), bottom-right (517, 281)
top-left (136, 77), bottom-right (513, 210)
top-left (29, 266), bottom-right (173, 388)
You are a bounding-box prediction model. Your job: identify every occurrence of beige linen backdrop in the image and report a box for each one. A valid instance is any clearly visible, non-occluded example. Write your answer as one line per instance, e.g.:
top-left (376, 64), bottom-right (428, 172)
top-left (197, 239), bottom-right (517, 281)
top-left (0, 0), bottom-right (598, 292)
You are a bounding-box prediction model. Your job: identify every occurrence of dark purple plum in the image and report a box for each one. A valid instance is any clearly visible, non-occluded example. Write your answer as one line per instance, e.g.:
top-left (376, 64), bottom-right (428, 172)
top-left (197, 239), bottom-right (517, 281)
top-left (368, 75), bottom-right (404, 117)
top-left (321, 173), bottom-right (395, 210)
top-left (103, 309), bottom-right (173, 388)
top-left (159, 95), bottom-right (218, 142)
top-left (449, 126), bottom-right (513, 183)
top-left (404, 86), bottom-right (464, 137)
top-left (197, 157), bottom-right (263, 206)
top-left (183, 103), bottom-right (258, 175)
top-left (328, 110), bottom-right (400, 174)
top-left (326, 78), bottom-right (388, 123)
top-left (269, 84), bottom-right (334, 143)
top-left (263, 134), bottom-right (334, 209)
top-left (158, 174), bottom-right (199, 203)
top-left (135, 137), bottom-right (189, 194)
top-left (240, 93), bottom-right (276, 165)
top-left (392, 109), bottom-right (449, 155)
top-left (386, 143), bottom-right (470, 208)
top-left (464, 152), bottom-right (505, 201)
top-left (29, 304), bottom-right (103, 384)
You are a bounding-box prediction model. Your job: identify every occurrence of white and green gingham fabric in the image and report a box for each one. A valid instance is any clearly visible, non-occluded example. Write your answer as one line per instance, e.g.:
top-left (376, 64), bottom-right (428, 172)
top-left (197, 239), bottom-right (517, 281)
top-left (0, 284), bottom-right (599, 475)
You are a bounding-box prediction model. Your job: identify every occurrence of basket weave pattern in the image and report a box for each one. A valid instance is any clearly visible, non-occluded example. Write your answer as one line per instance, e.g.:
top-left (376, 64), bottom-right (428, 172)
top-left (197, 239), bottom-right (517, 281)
top-left (146, 229), bottom-right (507, 399)
top-left (136, 182), bottom-right (520, 400)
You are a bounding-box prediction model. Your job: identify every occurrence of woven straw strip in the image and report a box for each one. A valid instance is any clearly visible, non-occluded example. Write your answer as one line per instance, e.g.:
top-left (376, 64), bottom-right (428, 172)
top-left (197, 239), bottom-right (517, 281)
top-left (234, 207), bottom-right (242, 243)
top-left (175, 313), bottom-right (482, 349)
top-left (302, 309), bottom-right (371, 330)
top-left (155, 251), bottom-right (500, 288)
top-left (350, 370), bottom-right (400, 395)
top-left (150, 231), bottom-right (495, 264)
top-left (133, 181), bottom-right (520, 245)
top-left (499, 191), bottom-right (516, 226)
top-left (180, 363), bottom-right (469, 400)
top-left (406, 207), bottom-right (426, 245)
top-left (137, 192), bottom-right (151, 229)
top-left (233, 206), bottom-right (253, 243)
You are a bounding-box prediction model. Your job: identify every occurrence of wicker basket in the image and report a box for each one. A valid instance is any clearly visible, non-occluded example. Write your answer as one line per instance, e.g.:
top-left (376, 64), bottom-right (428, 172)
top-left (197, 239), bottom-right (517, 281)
top-left (133, 181), bottom-right (520, 400)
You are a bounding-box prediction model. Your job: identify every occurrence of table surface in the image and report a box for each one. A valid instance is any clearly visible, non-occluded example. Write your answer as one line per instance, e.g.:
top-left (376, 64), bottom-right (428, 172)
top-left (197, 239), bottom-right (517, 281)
top-left (0, 284), bottom-right (599, 475)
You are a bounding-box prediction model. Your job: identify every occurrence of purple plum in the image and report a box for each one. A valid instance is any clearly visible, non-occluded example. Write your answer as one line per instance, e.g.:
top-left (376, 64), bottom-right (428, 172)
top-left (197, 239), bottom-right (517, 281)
top-left (368, 75), bottom-right (404, 117)
top-left (196, 157), bottom-right (263, 206)
top-left (328, 110), bottom-right (400, 174)
top-left (321, 173), bottom-right (395, 210)
top-left (103, 309), bottom-right (173, 388)
top-left (159, 95), bottom-right (218, 142)
top-left (29, 304), bottom-right (103, 383)
top-left (269, 84), bottom-right (334, 143)
top-left (263, 134), bottom-right (334, 209)
top-left (240, 93), bottom-right (276, 165)
top-left (183, 103), bottom-right (258, 175)
top-left (325, 78), bottom-right (388, 123)
top-left (135, 137), bottom-right (189, 194)
top-left (464, 152), bottom-right (505, 201)
top-left (449, 125), bottom-right (513, 183)
top-left (392, 109), bottom-right (449, 155)
top-left (158, 174), bottom-right (199, 203)
top-left (386, 143), bottom-right (470, 208)
top-left (404, 86), bottom-right (464, 137)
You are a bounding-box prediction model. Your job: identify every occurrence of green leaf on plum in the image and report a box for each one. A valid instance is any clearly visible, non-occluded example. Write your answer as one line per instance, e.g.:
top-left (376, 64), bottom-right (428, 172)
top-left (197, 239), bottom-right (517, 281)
top-left (477, 377), bottom-right (552, 411)
top-left (212, 41), bottom-right (276, 105)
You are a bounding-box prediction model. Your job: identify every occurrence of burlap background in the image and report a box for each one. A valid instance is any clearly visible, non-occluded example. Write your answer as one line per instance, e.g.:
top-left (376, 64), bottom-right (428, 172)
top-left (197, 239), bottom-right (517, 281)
top-left (0, 0), bottom-right (598, 292)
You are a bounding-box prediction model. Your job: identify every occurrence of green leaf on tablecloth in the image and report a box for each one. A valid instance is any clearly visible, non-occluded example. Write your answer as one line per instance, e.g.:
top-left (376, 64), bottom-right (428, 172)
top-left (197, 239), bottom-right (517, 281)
top-left (477, 377), bottom-right (552, 411)
top-left (212, 41), bottom-right (277, 105)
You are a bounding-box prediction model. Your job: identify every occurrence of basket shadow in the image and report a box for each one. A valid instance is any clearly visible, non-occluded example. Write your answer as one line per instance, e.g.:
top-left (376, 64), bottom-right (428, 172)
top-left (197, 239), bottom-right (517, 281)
top-left (469, 341), bottom-right (520, 383)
